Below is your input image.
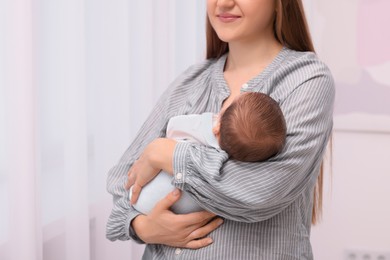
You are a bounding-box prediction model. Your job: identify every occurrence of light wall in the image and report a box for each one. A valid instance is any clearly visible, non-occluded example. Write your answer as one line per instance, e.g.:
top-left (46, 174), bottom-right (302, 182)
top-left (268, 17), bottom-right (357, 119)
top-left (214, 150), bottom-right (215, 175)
top-left (311, 127), bottom-right (390, 259)
top-left (305, 0), bottom-right (390, 259)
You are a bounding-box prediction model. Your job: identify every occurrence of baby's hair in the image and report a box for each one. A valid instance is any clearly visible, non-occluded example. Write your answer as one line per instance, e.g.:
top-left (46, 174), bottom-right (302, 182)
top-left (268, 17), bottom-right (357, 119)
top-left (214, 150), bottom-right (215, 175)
top-left (219, 92), bottom-right (286, 162)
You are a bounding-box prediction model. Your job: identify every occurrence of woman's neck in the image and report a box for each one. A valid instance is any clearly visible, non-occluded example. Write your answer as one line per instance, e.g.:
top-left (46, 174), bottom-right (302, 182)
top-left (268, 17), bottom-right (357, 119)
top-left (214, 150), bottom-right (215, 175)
top-left (225, 37), bottom-right (283, 73)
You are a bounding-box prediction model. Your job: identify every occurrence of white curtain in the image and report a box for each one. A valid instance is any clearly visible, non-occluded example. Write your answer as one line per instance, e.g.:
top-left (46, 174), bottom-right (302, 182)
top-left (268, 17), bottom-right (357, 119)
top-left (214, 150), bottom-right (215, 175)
top-left (0, 0), bottom-right (206, 259)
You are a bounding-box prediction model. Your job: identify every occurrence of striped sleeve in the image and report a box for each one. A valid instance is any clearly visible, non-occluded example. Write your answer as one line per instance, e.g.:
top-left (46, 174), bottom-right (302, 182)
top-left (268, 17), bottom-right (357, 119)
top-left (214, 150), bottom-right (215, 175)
top-left (172, 63), bottom-right (335, 223)
top-left (105, 67), bottom-right (193, 242)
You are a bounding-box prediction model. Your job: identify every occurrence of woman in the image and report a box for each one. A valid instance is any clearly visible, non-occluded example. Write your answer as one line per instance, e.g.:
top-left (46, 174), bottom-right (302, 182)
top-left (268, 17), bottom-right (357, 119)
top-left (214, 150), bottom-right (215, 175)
top-left (107, 0), bottom-right (334, 259)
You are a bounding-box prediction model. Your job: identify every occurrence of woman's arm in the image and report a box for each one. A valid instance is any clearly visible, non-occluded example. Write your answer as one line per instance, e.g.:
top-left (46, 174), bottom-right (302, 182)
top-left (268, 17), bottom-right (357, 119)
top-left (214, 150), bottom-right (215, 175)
top-left (106, 62), bottom-right (220, 243)
top-left (172, 72), bottom-right (335, 222)
top-left (105, 76), bottom-right (179, 242)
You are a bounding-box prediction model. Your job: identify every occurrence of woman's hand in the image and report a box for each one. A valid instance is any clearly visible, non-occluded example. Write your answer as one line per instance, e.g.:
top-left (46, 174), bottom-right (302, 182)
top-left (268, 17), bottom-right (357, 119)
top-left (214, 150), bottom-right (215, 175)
top-left (125, 138), bottom-right (177, 204)
top-left (132, 189), bottom-right (224, 249)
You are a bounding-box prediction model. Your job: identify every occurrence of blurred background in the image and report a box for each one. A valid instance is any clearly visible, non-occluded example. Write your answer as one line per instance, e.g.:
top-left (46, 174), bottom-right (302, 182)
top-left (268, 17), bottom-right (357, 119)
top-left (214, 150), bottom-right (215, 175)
top-left (0, 0), bottom-right (389, 259)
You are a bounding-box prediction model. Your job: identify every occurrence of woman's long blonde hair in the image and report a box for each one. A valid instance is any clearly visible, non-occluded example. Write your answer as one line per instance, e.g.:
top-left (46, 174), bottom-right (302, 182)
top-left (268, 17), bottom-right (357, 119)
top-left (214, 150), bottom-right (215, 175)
top-left (206, 0), bottom-right (327, 225)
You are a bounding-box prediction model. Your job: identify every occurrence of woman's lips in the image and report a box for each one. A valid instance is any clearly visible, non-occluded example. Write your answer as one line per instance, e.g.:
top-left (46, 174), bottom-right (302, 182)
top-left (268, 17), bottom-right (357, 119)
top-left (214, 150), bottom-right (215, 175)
top-left (217, 13), bottom-right (241, 23)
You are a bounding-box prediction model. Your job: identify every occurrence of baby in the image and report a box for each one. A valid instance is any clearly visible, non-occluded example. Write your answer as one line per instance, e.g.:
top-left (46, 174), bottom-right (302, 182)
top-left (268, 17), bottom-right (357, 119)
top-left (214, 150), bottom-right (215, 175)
top-left (130, 92), bottom-right (286, 214)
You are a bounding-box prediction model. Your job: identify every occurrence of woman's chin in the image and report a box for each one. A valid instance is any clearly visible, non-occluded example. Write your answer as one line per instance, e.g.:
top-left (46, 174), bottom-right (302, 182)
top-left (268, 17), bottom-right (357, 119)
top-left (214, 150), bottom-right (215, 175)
top-left (214, 32), bottom-right (238, 44)
top-left (215, 33), bottom-right (253, 45)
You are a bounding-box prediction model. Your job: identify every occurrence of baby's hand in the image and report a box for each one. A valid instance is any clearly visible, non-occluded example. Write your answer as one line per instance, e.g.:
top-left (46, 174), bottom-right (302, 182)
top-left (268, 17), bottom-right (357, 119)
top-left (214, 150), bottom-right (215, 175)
top-left (125, 156), bottom-right (160, 205)
top-left (125, 138), bottom-right (177, 204)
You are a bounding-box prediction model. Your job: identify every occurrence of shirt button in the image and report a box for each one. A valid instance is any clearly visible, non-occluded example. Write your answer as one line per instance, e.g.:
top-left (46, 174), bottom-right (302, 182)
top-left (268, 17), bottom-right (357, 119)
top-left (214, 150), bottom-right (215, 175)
top-left (242, 83), bottom-right (249, 89)
top-left (175, 248), bottom-right (182, 255)
top-left (176, 172), bottom-right (183, 180)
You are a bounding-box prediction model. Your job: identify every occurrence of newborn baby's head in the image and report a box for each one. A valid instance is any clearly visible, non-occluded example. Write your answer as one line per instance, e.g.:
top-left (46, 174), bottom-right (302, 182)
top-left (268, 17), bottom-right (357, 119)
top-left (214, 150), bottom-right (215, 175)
top-left (212, 92), bottom-right (286, 162)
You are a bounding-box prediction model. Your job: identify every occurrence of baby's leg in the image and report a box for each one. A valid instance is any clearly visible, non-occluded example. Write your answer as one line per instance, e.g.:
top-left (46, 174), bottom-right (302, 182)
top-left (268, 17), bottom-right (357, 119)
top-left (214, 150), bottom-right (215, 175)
top-left (130, 171), bottom-right (173, 214)
top-left (130, 171), bottom-right (203, 214)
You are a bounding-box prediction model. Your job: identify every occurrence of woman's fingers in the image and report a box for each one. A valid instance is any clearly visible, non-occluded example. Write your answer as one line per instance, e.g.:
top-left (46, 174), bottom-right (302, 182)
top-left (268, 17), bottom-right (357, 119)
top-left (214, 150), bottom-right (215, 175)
top-left (183, 237), bottom-right (213, 250)
top-left (138, 188), bottom-right (223, 249)
top-left (180, 210), bottom-right (216, 229)
top-left (187, 217), bottom-right (223, 241)
top-left (181, 218), bottom-right (223, 249)
top-left (153, 188), bottom-right (182, 211)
